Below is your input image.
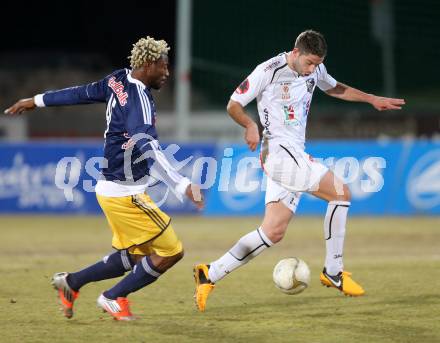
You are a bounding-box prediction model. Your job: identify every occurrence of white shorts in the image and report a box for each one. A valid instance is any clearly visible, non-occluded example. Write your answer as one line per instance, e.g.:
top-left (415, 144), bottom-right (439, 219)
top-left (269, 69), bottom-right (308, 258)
top-left (262, 143), bottom-right (328, 195)
top-left (265, 177), bottom-right (302, 213)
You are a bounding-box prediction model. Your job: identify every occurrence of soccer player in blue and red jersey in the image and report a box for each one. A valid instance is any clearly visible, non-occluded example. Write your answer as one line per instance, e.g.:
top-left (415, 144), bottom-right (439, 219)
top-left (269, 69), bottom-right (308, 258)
top-left (5, 36), bottom-right (204, 321)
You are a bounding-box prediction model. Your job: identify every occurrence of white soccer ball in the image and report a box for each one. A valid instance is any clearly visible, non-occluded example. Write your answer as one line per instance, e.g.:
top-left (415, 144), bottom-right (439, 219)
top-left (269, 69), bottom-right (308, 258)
top-left (273, 257), bottom-right (311, 295)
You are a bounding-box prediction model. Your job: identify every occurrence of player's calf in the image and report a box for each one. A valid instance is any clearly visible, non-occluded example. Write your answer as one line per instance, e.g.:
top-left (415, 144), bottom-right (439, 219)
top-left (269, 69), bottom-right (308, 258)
top-left (261, 221), bottom-right (289, 243)
top-left (67, 250), bottom-right (134, 291)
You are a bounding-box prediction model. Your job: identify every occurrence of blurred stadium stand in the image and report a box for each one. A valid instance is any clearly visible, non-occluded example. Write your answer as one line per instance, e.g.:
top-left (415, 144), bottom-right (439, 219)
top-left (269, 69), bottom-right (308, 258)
top-left (0, 0), bottom-right (439, 141)
top-left (190, 0), bottom-right (440, 140)
top-left (1, 0), bottom-right (439, 216)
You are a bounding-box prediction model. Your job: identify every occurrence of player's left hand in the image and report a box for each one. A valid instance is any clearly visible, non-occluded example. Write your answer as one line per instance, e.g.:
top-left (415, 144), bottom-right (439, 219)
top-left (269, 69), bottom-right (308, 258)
top-left (4, 98), bottom-right (36, 115)
top-left (245, 122), bottom-right (260, 151)
top-left (185, 184), bottom-right (204, 210)
top-left (371, 96), bottom-right (405, 111)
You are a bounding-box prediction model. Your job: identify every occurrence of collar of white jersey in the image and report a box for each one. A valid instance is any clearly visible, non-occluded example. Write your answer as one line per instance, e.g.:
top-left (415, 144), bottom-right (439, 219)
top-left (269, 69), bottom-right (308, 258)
top-left (127, 69), bottom-right (147, 89)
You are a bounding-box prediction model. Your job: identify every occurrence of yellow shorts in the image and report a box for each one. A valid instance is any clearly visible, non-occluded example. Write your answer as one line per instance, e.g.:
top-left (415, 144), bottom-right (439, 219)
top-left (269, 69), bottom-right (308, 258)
top-left (96, 193), bottom-right (183, 257)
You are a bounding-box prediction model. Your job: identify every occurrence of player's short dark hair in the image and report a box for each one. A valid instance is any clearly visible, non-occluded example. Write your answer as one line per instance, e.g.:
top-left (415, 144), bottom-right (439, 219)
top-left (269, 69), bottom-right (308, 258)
top-left (294, 30), bottom-right (327, 57)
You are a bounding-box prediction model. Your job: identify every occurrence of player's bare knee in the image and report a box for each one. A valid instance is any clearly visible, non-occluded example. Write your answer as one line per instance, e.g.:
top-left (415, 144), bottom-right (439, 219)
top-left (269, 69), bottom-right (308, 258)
top-left (268, 231), bottom-right (284, 244)
top-left (174, 249), bottom-right (184, 262)
top-left (129, 253), bottom-right (144, 264)
top-left (264, 222), bottom-right (288, 244)
top-left (330, 184), bottom-right (351, 202)
top-left (164, 250), bottom-right (184, 267)
top-left (340, 184), bottom-right (351, 202)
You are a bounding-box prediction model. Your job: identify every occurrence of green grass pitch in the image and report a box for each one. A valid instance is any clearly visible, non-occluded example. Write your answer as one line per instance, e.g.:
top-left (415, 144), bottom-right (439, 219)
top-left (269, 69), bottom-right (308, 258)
top-left (0, 215), bottom-right (439, 343)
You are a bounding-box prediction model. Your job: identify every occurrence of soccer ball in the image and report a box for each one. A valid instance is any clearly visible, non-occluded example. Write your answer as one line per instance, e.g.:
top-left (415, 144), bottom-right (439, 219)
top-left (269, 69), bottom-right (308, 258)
top-left (273, 257), bottom-right (311, 295)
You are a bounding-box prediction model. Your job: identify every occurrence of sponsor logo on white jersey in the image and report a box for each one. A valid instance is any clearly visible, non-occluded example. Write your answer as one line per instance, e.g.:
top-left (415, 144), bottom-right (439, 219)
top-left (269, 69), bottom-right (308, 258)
top-left (281, 82), bottom-right (291, 100)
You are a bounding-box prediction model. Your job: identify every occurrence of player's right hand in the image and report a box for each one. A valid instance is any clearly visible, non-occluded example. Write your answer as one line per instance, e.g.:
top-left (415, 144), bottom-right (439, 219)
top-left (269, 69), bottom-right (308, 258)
top-left (371, 96), bottom-right (405, 111)
top-left (245, 122), bottom-right (260, 151)
top-left (185, 184), bottom-right (204, 210)
top-left (4, 98), bottom-right (36, 115)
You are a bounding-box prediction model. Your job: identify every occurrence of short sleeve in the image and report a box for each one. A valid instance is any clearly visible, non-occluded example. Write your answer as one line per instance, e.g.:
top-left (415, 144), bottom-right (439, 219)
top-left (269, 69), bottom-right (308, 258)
top-left (230, 65), bottom-right (270, 107)
top-left (316, 63), bottom-right (337, 91)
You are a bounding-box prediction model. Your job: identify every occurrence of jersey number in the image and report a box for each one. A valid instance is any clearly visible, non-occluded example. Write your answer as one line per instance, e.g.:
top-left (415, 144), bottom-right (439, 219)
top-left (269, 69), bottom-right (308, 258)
top-left (104, 94), bottom-right (117, 137)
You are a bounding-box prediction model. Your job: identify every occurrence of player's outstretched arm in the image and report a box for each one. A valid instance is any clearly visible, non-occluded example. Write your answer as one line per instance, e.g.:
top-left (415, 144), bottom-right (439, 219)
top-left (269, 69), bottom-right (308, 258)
top-left (5, 78), bottom-right (109, 115)
top-left (226, 99), bottom-right (260, 151)
top-left (325, 82), bottom-right (405, 111)
top-left (4, 97), bottom-right (36, 115)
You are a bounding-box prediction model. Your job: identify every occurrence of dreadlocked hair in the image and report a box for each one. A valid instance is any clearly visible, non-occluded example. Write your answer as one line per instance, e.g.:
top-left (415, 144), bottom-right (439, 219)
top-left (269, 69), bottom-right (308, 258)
top-left (129, 36), bottom-right (170, 69)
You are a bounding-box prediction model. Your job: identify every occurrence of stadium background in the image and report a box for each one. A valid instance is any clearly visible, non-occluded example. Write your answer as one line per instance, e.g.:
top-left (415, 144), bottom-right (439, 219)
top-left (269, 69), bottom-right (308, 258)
top-left (0, 0), bottom-right (439, 215)
top-left (1, 2), bottom-right (439, 342)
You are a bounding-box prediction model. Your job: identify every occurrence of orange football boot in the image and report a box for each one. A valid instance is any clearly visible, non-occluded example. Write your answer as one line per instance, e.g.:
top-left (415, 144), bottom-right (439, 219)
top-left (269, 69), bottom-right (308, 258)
top-left (97, 294), bottom-right (135, 321)
top-left (193, 264), bottom-right (215, 312)
top-left (320, 268), bottom-right (365, 296)
top-left (51, 272), bottom-right (79, 318)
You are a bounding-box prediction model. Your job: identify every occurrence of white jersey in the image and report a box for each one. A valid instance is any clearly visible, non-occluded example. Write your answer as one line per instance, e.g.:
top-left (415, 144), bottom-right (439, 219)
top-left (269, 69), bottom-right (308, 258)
top-left (230, 52), bottom-right (337, 151)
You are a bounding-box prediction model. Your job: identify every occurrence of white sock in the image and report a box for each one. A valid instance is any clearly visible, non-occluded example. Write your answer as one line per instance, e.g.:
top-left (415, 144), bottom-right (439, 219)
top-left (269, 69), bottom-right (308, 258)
top-left (208, 227), bottom-right (274, 283)
top-left (324, 200), bottom-right (350, 275)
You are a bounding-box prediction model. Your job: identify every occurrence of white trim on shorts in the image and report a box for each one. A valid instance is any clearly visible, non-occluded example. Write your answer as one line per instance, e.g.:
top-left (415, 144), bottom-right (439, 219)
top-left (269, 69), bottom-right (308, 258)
top-left (265, 177), bottom-right (302, 213)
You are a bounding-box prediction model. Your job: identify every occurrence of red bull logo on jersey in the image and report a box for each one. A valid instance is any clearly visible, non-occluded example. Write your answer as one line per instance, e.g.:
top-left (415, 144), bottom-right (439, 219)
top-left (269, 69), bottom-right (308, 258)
top-left (108, 77), bottom-right (128, 106)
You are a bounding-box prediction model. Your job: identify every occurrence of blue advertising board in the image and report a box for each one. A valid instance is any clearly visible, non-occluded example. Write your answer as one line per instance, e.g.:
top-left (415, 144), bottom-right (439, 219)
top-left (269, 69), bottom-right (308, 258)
top-left (0, 140), bottom-right (439, 216)
top-left (204, 140), bottom-right (440, 216)
top-left (0, 141), bottom-right (216, 214)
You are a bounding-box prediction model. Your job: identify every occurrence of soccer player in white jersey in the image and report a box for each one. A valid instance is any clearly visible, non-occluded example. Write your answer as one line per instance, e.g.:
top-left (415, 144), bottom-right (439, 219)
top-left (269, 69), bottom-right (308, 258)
top-left (194, 30), bottom-right (405, 311)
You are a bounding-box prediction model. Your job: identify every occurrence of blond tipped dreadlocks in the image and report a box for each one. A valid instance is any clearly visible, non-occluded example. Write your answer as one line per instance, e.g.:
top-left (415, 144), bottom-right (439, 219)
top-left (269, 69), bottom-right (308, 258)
top-left (129, 36), bottom-right (170, 69)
